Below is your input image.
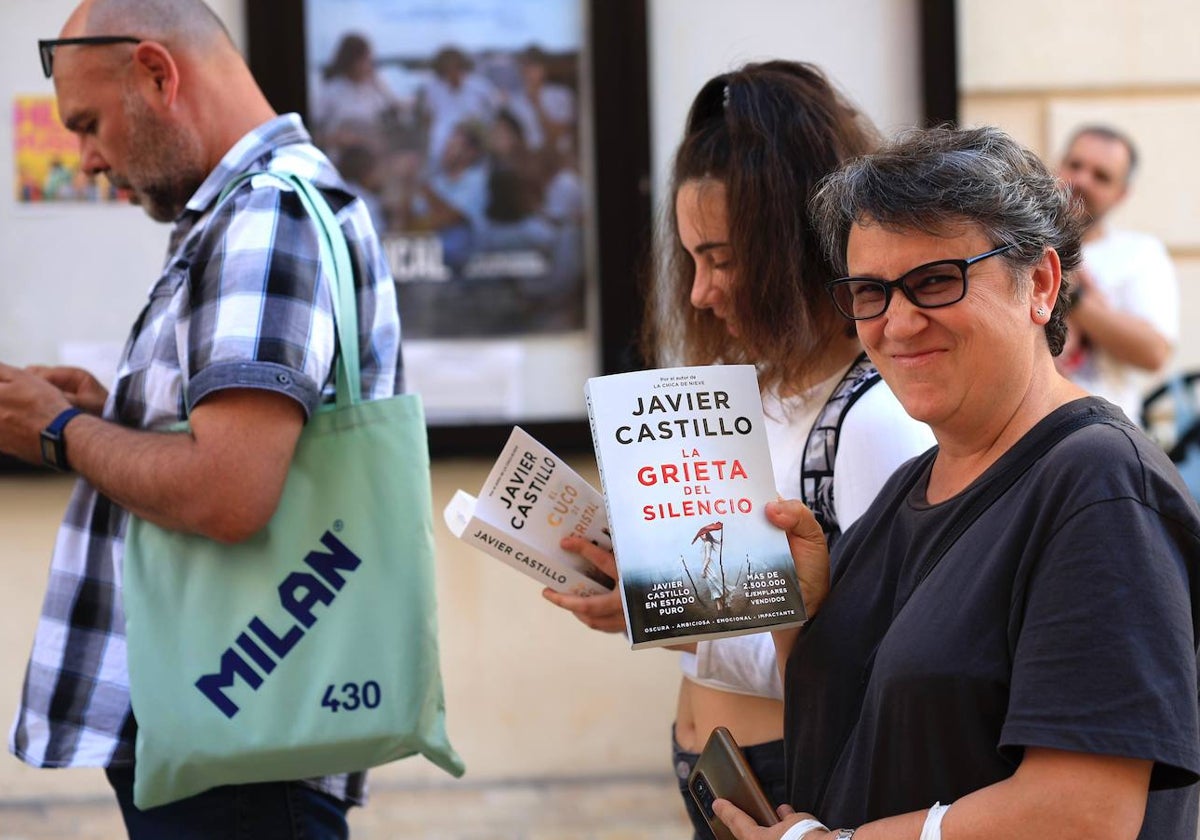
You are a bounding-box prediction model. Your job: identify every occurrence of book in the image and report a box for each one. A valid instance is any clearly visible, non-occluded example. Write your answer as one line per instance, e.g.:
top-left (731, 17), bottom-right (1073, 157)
top-left (443, 426), bottom-right (616, 596)
top-left (585, 365), bottom-right (805, 649)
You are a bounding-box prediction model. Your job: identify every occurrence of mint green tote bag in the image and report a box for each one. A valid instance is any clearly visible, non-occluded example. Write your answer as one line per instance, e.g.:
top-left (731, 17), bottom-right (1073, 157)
top-left (123, 172), bottom-right (464, 809)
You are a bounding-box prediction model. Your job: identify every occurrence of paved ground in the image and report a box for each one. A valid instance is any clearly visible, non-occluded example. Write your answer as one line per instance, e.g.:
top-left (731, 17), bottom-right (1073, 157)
top-left (0, 775), bottom-right (692, 839)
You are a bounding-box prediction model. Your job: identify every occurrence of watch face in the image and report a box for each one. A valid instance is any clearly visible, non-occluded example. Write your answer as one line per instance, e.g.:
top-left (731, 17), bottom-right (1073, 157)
top-left (40, 435), bottom-right (59, 468)
top-left (40, 407), bottom-right (82, 471)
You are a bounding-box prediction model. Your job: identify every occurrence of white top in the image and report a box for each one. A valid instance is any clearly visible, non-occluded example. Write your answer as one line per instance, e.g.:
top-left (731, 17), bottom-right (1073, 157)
top-left (679, 364), bottom-right (935, 699)
top-left (1069, 228), bottom-right (1179, 423)
top-left (507, 83), bottom-right (576, 150)
top-left (312, 77), bottom-right (398, 134)
top-left (420, 74), bottom-right (501, 165)
top-left (541, 168), bottom-right (584, 224)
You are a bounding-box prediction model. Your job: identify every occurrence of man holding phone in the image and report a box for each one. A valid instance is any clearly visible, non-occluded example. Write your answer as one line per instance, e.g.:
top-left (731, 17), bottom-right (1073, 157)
top-left (0, 1), bottom-right (401, 836)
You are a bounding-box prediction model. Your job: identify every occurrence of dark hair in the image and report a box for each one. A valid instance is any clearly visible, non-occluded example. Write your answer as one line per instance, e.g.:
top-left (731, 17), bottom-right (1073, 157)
top-left (432, 46), bottom-right (472, 78)
top-left (485, 108), bottom-right (540, 220)
top-left (646, 61), bottom-right (878, 393)
top-left (519, 44), bottom-right (548, 65)
top-left (325, 33), bottom-right (370, 81)
top-left (338, 144), bottom-right (377, 185)
top-left (1065, 124), bottom-right (1139, 182)
top-left (492, 108), bottom-right (526, 147)
top-left (811, 124), bottom-right (1084, 355)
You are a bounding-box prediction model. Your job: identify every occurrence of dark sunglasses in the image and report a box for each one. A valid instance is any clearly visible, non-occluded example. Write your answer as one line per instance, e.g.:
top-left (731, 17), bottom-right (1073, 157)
top-left (39, 36), bottom-right (141, 78)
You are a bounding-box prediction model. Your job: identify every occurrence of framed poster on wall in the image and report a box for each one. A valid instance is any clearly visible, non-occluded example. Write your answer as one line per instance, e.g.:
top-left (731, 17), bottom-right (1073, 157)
top-left (246, 0), bottom-right (652, 456)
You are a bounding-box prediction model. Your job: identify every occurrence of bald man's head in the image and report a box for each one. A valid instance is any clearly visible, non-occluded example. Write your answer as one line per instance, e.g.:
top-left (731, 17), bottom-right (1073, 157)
top-left (49, 0), bottom-right (236, 84)
top-left (47, 0), bottom-right (254, 222)
top-left (48, 0), bottom-right (276, 222)
top-left (65, 0), bottom-right (231, 49)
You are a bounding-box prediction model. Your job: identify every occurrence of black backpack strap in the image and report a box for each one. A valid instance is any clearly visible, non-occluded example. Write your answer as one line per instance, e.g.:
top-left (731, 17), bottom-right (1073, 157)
top-left (801, 352), bottom-right (882, 548)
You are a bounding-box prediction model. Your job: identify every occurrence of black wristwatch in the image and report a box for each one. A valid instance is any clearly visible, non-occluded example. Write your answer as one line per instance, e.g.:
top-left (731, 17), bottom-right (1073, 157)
top-left (40, 407), bottom-right (84, 472)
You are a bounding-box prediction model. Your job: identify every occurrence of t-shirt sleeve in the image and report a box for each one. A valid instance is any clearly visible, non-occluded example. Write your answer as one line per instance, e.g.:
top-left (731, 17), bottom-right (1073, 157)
top-left (1001, 497), bottom-right (1200, 788)
top-left (183, 177), bottom-right (337, 418)
top-left (832, 382), bottom-right (935, 529)
top-left (1107, 236), bottom-right (1180, 343)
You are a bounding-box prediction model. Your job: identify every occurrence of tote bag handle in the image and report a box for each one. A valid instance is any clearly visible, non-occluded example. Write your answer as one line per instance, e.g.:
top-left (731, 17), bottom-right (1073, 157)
top-left (217, 171), bottom-right (362, 409)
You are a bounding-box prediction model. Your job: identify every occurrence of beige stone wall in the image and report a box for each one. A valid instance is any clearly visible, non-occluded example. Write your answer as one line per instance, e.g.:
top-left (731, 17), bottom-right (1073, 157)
top-left (0, 468), bottom-right (683, 801)
top-left (959, 0), bottom-right (1200, 377)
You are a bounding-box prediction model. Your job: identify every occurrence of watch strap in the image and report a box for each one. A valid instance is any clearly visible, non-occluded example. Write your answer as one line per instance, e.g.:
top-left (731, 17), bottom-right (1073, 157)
top-left (40, 406), bottom-right (84, 471)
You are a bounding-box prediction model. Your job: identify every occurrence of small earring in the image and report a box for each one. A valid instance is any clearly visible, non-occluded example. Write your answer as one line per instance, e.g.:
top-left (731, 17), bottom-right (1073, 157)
top-left (1036, 307), bottom-right (1047, 317)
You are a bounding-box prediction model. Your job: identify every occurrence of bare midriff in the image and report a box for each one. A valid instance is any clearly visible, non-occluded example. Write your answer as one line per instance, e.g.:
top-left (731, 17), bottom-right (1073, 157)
top-left (674, 675), bottom-right (784, 753)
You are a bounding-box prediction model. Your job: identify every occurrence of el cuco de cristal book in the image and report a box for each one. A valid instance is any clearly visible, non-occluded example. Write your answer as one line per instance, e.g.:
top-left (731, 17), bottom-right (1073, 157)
top-left (443, 426), bottom-right (615, 596)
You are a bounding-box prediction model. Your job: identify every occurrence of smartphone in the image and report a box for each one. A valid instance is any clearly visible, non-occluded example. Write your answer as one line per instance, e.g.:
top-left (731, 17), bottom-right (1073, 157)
top-left (687, 726), bottom-right (780, 840)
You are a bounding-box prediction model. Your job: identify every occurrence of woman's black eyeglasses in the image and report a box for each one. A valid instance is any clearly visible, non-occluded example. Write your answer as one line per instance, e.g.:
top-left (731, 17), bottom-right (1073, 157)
top-left (39, 36), bottom-right (141, 78)
top-left (825, 243), bottom-right (1016, 321)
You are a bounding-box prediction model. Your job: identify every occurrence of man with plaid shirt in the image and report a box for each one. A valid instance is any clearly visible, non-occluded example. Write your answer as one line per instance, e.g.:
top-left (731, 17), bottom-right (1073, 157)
top-left (0, 1), bottom-right (400, 836)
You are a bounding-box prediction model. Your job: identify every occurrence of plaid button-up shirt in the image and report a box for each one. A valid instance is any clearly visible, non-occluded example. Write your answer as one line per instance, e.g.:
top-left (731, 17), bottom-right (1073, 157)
top-left (8, 114), bottom-right (401, 805)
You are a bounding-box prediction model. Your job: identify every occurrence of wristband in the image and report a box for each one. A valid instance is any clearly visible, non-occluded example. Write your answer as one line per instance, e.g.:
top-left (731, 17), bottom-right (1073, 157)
top-left (39, 406), bottom-right (84, 472)
top-left (781, 819), bottom-right (828, 840)
top-left (919, 802), bottom-right (950, 840)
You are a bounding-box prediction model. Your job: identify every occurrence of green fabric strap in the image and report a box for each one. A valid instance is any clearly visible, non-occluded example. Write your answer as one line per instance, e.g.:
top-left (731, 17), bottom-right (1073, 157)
top-left (217, 171), bottom-right (361, 410)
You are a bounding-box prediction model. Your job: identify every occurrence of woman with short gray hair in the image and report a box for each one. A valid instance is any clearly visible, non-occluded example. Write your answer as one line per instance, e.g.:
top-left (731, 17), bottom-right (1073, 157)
top-left (814, 125), bottom-right (1081, 357)
top-left (714, 126), bottom-right (1200, 840)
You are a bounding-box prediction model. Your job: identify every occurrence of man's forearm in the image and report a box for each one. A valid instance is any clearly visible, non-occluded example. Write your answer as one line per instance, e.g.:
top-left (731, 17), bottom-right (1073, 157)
top-left (1071, 301), bottom-right (1172, 370)
top-left (65, 414), bottom-right (229, 536)
top-left (65, 390), bottom-right (304, 543)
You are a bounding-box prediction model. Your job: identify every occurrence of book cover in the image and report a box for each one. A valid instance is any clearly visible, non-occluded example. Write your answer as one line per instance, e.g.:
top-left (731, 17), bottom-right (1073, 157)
top-left (443, 426), bottom-right (615, 596)
top-left (585, 365), bottom-right (805, 649)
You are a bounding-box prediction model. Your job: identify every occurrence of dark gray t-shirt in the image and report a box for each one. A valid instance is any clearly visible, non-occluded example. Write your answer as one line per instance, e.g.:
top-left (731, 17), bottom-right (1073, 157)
top-left (784, 398), bottom-right (1200, 838)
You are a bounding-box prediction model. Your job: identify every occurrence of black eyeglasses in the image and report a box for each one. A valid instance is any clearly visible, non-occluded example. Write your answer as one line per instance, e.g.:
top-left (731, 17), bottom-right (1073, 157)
top-left (825, 243), bottom-right (1016, 321)
top-left (39, 36), bottom-right (141, 78)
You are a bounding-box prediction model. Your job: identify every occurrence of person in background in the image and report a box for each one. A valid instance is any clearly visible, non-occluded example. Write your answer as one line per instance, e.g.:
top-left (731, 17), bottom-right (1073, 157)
top-left (417, 46), bottom-right (500, 170)
top-left (542, 61), bottom-right (933, 840)
top-left (311, 32), bottom-right (403, 159)
top-left (2, 1), bottom-right (402, 836)
top-left (506, 44), bottom-right (575, 155)
top-left (484, 108), bottom-right (544, 223)
top-left (402, 120), bottom-right (489, 271)
top-left (1054, 124), bottom-right (1179, 424)
top-left (339, 143), bottom-right (389, 234)
top-left (715, 124), bottom-right (1200, 840)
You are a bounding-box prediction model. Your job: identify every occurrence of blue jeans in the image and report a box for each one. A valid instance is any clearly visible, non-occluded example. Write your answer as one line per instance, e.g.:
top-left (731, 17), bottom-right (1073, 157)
top-left (673, 729), bottom-right (788, 840)
top-left (105, 767), bottom-right (350, 840)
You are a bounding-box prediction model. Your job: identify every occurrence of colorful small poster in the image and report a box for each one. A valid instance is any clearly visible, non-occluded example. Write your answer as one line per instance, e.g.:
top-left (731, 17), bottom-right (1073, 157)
top-left (13, 94), bottom-right (123, 203)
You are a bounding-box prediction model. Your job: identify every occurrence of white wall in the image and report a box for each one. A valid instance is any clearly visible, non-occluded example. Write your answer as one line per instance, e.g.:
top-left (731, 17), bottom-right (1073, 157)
top-left (0, 0), bottom-right (242, 373)
top-left (648, 0), bottom-right (922, 205)
top-left (959, 0), bottom-right (1200, 379)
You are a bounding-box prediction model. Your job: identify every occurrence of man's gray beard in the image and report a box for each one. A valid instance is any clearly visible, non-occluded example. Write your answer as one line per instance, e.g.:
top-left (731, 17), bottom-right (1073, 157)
top-left (121, 91), bottom-right (207, 222)
top-left (138, 179), bottom-right (197, 222)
